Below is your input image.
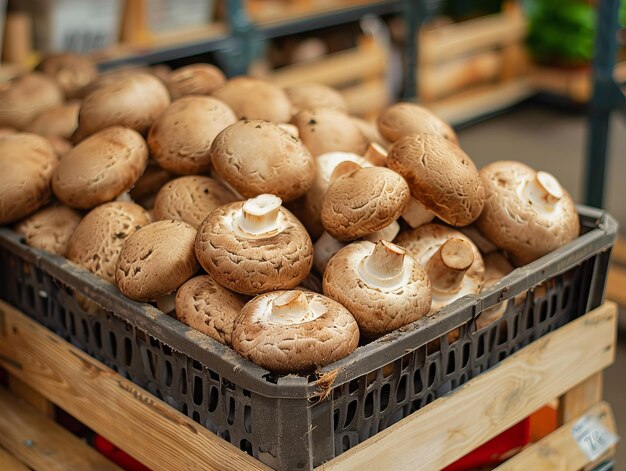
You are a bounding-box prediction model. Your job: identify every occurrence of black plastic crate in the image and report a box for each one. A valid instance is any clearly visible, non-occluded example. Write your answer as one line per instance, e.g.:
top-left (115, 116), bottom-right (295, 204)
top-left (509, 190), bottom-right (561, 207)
top-left (0, 206), bottom-right (617, 470)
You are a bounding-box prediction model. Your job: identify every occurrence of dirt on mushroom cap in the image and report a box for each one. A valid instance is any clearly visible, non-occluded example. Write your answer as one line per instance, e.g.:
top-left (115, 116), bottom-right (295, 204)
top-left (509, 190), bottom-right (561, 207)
top-left (153, 175), bottom-right (236, 228)
top-left (196, 202), bottom-right (313, 295)
top-left (66, 201), bottom-right (151, 283)
top-left (148, 96), bottom-right (237, 175)
top-left (232, 290), bottom-right (359, 373)
top-left (210, 119), bottom-right (315, 202)
top-left (321, 166), bottom-right (410, 241)
top-left (387, 133), bottom-right (485, 227)
top-left (476, 161), bottom-right (579, 265)
top-left (116, 219), bottom-right (199, 302)
top-left (14, 205), bottom-right (82, 256)
top-left (0, 134), bottom-right (58, 225)
top-left (175, 274), bottom-right (246, 346)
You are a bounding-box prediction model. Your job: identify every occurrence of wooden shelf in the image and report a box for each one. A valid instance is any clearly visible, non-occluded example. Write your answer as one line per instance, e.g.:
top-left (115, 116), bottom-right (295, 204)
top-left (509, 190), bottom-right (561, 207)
top-left (0, 300), bottom-right (618, 470)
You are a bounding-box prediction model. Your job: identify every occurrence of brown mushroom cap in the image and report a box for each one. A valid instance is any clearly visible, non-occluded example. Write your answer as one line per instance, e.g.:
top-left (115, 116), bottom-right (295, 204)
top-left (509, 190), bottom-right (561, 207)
top-left (52, 126), bottom-right (149, 209)
top-left (476, 161), bottom-right (580, 266)
top-left (196, 194), bottom-right (313, 295)
top-left (323, 240), bottom-right (432, 338)
top-left (75, 73), bottom-right (171, 140)
top-left (232, 290), bottom-right (359, 373)
top-left (166, 64), bottom-right (226, 99)
top-left (395, 223), bottom-right (484, 312)
top-left (153, 176), bottom-right (236, 227)
top-left (321, 166), bottom-right (410, 241)
top-left (14, 204), bottom-right (82, 256)
top-left (0, 127), bottom-right (16, 137)
top-left (210, 119), bottom-right (315, 202)
top-left (148, 96), bottom-right (237, 175)
top-left (292, 108), bottom-right (368, 157)
top-left (116, 220), bottom-right (199, 302)
top-left (0, 73), bottom-right (63, 129)
top-left (477, 252), bottom-right (514, 329)
top-left (66, 201), bottom-right (151, 283)
top-left (36, 53), bottom-right (98, 99)
top-left (24, 101), bottom-right (80, 139)
top-left (387, 134), bottom-right (485, 226)
top-left (0, 134), bottom-right (58, 225)
top-left (212, 77), bottom-right (291, 123)
top-left (175, 275), bottom-right (246, 346)
top-left (129, 164), bottom-right (173, 209)
top-left (285, 82), bottom-right (348, 114)
top-left (46, 136), bottom-right (73, 157)
top-left (352, 116), bottom-right (388, 147)
top-left (377, 102), bottom-right (458, 144)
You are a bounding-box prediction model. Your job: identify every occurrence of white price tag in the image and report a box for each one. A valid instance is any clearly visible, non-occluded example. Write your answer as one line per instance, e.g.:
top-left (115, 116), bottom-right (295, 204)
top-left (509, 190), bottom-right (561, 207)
top-left (571, 415), bottom-right (619, 461)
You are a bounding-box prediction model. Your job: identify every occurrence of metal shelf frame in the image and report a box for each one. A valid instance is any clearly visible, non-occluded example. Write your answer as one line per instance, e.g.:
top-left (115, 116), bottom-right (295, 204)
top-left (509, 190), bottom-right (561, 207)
top-left (584, 0), bottom-right (626, 207)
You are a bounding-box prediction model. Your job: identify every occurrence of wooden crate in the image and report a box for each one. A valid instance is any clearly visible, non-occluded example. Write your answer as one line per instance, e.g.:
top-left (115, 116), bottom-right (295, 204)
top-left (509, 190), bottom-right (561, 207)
top-left (420, 3), bottom-right (534, 125)
top-left (0, 300), bottom-right (618, 470)
top-left (256, 35), bottom-right (389, 118)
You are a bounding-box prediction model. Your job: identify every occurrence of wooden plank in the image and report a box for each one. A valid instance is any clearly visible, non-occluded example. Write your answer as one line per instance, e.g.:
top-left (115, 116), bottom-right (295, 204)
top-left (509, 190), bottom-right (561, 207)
top-left (318, 303), bottom-right (617, 471)
top-left (496, 402), bottom-right (617, 471)
top-left (0, 301), bottom-right (269, 471)
top-left (420, 7), bottom-right (526, 64)
top-left (428, 78), bottom-right (534, 126)
top-left (529, 66), bottom-right (590, 102)
top-left (606, 264), bottom-right (626, 306)
top-left (0, 387), bottom-right (122, 471)
top-left (558, 372), bottom-right (603, 424)
top-left (248, 0), bottom-right (383, 25)
top-left (0, 446), bottom-right (30, 471)
top-left (8, 374), bottom-right (55, 418)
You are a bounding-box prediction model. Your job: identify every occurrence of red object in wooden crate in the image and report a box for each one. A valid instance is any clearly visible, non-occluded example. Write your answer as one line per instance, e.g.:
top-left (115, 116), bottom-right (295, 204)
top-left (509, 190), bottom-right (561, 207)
top-left (443, 418), bottom-right (531, 470)
top-left (93, 435), bottom-right (151, 471)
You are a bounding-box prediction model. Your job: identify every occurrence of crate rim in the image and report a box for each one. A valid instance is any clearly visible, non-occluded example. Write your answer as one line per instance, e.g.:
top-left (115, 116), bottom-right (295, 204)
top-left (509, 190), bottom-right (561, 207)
top-left (0, 205), bottom-right (617, 399)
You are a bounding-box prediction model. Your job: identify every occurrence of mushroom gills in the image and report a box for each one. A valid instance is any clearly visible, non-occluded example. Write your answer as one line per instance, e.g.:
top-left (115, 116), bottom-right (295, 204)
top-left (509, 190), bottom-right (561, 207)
top-left (264, 291), bottom-right (327, 325)
top-left (358, 240), bottom-right (409, 291)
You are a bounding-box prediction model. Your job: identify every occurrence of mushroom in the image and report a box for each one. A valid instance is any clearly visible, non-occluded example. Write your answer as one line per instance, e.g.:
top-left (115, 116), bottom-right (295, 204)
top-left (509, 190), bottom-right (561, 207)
top-left (14, 204), bottom-right (82, 256)
top-left (166, 63), bottom-right (226, 99)
top-left (46, 136), bottom-right (73, 157)
top-left (313, 232), bottom-right (347, 275)
top-left (277, 123), bottom-right (299, 138)
top-left (351, 116), bottom-right (388, 147)
top-left (52, 127), bottom-right (148, 210)
top-left (195, 194), bottom-right (313, 295)
top-left (459, 224), bottom-right (498, 255)
top-left (292, 108), bottom-right (368, 157)
top-left (387, 133), bottom-right (485, 227)
top-left (66, 201), bottom-right (151, 284)
top-left (0, 73), bottom-right (63, 129)
top-left (395, 223), bottom-right (484, 313)
top-left (362, 220), bottom-right (400, 243)
top-left (476, 161), bottom-right (580, 266)
top-left (0, 127), bottom-right (16, 137)
top-left (24, 101), bottom-right (80, 139)
top-left (212, 77), bottom-right (291, 123)
top-left (377, 102), bottom-right (458, 144)
top-left (476, 252), bottom-right (514, 330)
top-left (232, 290), bottom-right (360, 373)
top-left (321, 165), bottom-right (410, 241)
top-left (210, 120), bottom-right (315, 202)
top-left (175, 275), bottom-right (246, 345)
top-left (401, 197), bottom-right (435, 229)
top-left (0, 134), bottom-right (58, 225)
top-left (36, 53), bottom-right (98, 99)
top-left (129, 163), bottom-right (174, 209)
top-left (148, 95), bottom-right (236, 175)
top-left (116, 220), bottom-right (199, 302)
top-left (285, 82), bottom-right (348, 114)
top-left (363, 142), bottom-right (388, 167)
top-left (153, 175), bottom-right (236, 228)
top-left (74, 73), bottom-right (171, 140)
top-left (323, 240), bottom-right (432, 337)
top-left (295, 151), bottom-right (371, 240)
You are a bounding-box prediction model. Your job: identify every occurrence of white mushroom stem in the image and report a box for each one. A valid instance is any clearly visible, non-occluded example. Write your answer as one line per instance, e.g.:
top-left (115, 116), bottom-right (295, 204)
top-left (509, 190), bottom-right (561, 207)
top-left (360, 240), bottom-right (406, 290)
top-left (363, 220), bottom-right (400, 243)
top-left (156, 292), bottom-right (176, 313)
top-left (314, 232), bottom-right (346, 274)
top-left (278, 123), bottom-right (299, 138)
top-left (115, 192), bottom-right (133, 202)
top-left (401, 198), bottom-right (435, 228)
top-left (524, 171), bottom-right (564, 207)
top-left (363, 142), bottom-right (387, 167)
top-left (238, 194), bottom-right (282, 236)
top-left (267, 291), bottom-right (326, 325)
top-left (426, 238), bottom-right (474, 294)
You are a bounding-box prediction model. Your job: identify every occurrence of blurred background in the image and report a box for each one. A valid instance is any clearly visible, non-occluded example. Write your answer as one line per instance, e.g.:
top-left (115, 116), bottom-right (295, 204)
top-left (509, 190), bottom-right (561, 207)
top-left (0, 0), bottom-right (624, 468)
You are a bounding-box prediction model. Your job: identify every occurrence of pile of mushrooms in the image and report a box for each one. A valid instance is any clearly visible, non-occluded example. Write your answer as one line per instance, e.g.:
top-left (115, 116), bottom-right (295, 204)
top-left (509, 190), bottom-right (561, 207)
top-left (0, 54), bottom-right (581, 375)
